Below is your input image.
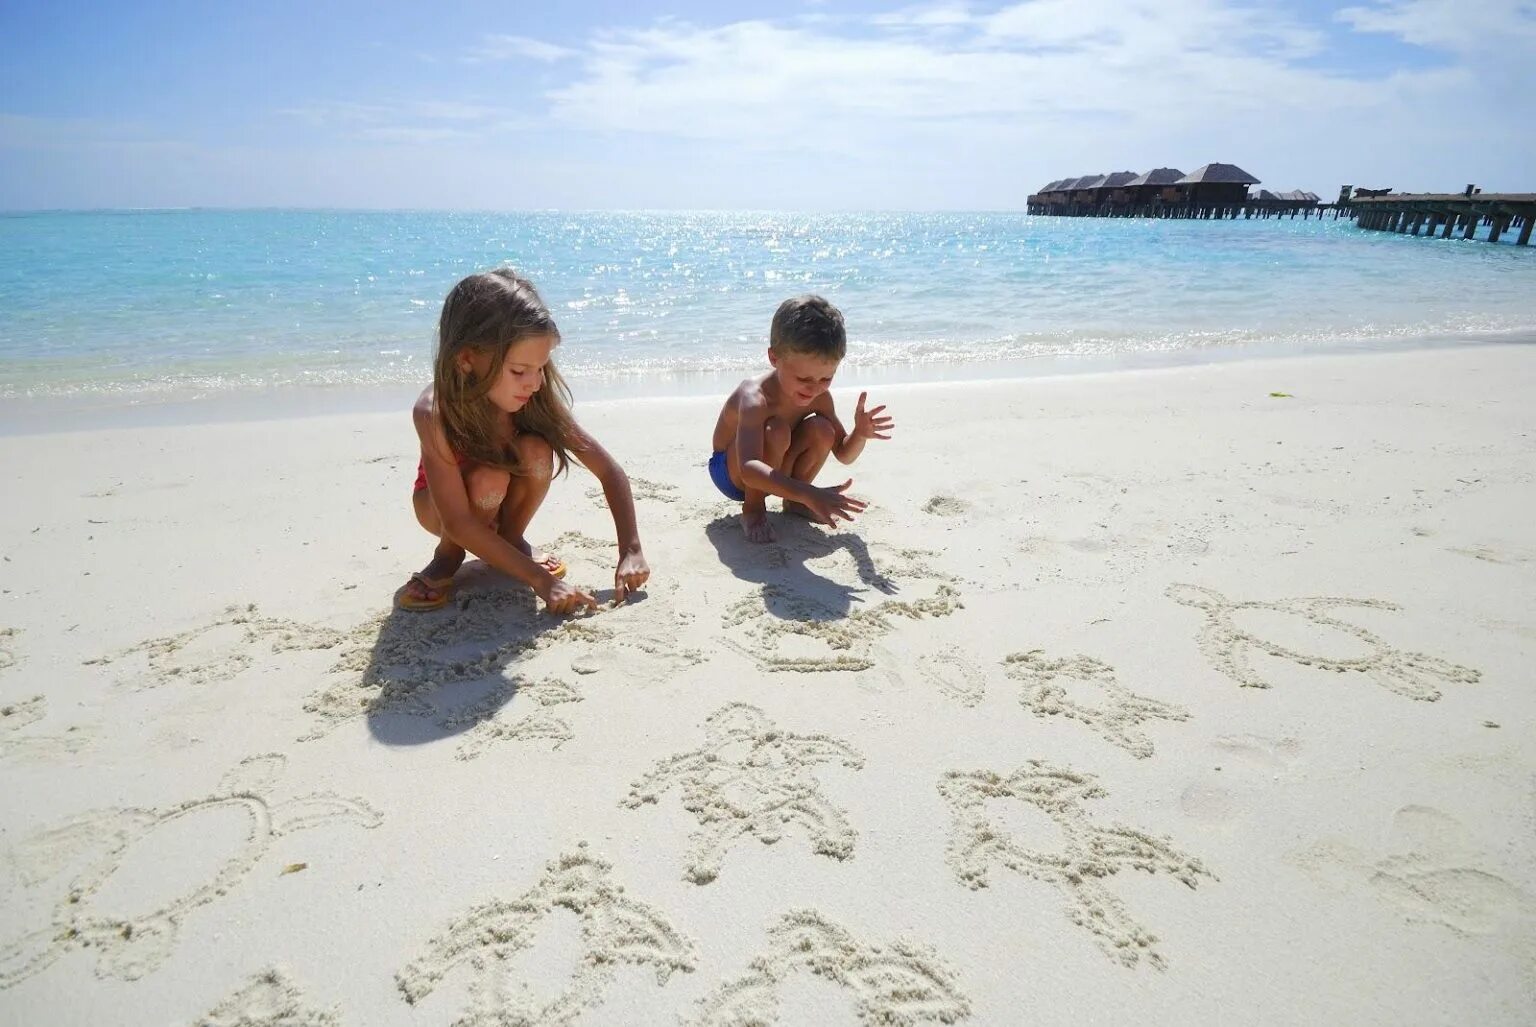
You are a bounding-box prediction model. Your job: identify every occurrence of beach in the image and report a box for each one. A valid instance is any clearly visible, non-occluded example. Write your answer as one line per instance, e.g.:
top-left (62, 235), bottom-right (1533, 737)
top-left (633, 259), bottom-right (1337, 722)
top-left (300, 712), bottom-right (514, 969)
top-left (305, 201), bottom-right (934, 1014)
top-left (1, 343), bottom-right (1533, 1025)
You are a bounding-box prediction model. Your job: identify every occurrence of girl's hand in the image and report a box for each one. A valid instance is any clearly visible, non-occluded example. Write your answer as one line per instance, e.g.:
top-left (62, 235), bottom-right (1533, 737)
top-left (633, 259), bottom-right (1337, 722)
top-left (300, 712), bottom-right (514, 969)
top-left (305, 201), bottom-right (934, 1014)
top-left (615, 549), bottom-right (650, 603)
top-left (540, 576), bottom-right (597, 615)
top-left (851, 392), bottom-right (895, 442)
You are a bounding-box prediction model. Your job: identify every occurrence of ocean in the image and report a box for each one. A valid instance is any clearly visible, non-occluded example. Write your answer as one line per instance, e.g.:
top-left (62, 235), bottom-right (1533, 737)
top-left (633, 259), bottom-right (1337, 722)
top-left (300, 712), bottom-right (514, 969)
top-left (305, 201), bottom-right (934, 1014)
top-left (2, 209), bottom-right (1533, 418)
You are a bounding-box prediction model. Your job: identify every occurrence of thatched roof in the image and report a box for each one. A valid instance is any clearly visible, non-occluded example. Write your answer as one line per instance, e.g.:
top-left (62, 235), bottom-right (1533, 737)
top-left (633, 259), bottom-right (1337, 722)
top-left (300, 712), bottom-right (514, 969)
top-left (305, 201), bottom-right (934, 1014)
top-left (1256, 189), bottom-right (1282, 201)
top-left (1099, 171), bottom-right (1139, 189)
top-left (1124, 168), bottom-right (1185, 187)
top-left (1177, 163), bottom-right (1260, 185)
top-left (1075, 175), bottom-right (1108, 190)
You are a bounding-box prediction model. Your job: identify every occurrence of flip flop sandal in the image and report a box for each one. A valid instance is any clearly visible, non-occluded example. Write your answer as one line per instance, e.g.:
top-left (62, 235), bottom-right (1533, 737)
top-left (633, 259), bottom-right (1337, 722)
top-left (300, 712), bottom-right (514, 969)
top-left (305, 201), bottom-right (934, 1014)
top-left (395, 572), bottom-right (455, 611)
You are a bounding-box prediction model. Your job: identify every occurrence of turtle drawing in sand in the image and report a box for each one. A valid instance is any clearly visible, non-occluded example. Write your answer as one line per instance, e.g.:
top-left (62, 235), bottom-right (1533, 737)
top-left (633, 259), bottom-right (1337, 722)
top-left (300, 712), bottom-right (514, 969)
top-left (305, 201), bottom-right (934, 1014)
top-left (1165, 583), bottom-right (1479, 700)
top-left (0, 753), bottom-right (380, 985)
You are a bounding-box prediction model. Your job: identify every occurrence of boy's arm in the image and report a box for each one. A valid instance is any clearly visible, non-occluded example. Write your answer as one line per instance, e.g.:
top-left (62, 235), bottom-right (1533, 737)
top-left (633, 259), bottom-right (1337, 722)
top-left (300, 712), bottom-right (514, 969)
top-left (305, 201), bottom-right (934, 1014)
top-left (828, 391), bottom-right (893, 465)
top-left (735, 390), bottom-right (810, 502)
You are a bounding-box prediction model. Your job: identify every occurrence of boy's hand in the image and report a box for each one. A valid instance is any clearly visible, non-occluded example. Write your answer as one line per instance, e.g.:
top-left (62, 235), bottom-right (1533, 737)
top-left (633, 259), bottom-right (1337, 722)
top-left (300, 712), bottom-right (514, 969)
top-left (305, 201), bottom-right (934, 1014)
top-left (851, 392), bottom-right (894, 441)
top-left (540, 577), bottom-right (598, 615)
top-left (799, 479), bottom-right (867, 528)
top-left (614, 549), bottom-right (650, 603)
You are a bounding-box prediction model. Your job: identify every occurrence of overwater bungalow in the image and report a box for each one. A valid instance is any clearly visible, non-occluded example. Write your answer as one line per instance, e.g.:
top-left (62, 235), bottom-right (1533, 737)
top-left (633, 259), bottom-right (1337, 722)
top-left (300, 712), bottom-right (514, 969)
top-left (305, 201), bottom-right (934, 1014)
top-left (1123, 168), bottom-right (1186, 208)
top-left (1176, 163), bottom-right (1260, 209)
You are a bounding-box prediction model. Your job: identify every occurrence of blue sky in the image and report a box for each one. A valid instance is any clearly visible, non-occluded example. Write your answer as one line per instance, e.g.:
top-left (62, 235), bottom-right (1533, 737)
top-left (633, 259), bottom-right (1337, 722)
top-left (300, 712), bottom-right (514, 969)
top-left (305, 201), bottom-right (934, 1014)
top-left (2, 0), bottom-right (1532, 209)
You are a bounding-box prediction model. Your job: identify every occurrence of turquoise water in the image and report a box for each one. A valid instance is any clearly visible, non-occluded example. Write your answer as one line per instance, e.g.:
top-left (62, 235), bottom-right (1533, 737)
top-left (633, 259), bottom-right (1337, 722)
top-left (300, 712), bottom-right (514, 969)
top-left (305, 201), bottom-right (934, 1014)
top-left (1, 209), bottom-right (1533, 401)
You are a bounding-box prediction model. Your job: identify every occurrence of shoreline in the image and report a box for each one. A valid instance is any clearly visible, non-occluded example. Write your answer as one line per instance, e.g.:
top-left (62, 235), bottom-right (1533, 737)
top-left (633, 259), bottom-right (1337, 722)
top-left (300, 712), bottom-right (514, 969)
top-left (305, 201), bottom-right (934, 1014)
top-left (3, 327), bottom-right (1532, 437)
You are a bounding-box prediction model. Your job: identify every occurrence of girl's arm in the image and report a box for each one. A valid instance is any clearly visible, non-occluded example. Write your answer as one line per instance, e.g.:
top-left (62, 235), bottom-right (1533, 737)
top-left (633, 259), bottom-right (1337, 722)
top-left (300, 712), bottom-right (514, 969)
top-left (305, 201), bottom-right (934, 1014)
top-left (569, 426), bottom-right (650, 600)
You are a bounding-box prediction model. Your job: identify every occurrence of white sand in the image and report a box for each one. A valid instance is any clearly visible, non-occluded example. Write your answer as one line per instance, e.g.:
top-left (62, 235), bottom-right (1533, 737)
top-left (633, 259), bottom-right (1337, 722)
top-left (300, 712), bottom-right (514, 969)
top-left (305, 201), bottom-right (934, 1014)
top-left (1, 345), bottom-right (1533, 1025)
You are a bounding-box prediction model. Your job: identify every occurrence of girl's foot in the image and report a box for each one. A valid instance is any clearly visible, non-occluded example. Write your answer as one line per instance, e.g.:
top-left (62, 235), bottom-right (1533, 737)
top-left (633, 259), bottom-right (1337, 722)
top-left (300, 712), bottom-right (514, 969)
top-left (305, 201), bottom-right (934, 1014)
top-left (397, 548), bottom-right (466, 610)
top-left (509, 536), bottom-right (567, 579)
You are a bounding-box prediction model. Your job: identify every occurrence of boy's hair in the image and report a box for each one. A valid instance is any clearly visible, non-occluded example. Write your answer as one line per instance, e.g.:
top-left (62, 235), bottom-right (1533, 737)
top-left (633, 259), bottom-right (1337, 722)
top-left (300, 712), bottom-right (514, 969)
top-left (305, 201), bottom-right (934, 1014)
top-left (433, 268), bottom-right (577, 478)
top-left (769, 295), bottom-right (846, 361)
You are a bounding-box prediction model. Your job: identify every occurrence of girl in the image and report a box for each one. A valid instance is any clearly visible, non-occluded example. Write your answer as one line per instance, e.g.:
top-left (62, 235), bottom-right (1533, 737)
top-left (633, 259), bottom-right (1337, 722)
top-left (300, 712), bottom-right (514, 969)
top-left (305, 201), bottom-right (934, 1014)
top-left (397, 268), bottom-right (649, 615)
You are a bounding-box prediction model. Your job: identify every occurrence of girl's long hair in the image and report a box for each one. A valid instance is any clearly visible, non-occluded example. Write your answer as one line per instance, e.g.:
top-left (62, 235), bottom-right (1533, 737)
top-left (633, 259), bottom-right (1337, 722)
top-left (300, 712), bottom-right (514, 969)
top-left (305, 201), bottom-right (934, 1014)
top-left (432, 268), bottom-right (578, 476)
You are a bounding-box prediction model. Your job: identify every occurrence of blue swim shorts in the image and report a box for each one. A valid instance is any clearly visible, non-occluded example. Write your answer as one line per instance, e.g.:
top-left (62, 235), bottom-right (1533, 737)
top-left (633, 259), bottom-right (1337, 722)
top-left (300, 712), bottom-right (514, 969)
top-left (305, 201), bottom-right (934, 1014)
top-left (708, 450), bottom-right (746, 502)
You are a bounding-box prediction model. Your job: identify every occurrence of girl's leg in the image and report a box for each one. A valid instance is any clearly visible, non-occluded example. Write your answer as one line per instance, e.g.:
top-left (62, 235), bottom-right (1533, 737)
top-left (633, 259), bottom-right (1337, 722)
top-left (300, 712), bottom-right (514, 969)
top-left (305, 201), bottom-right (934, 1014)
top-left (401, 464), bottom-right (511, 603)
top-left (780, 414), bottom-right (837, 519)
top-left (495, 434), bottom-right (562, 572)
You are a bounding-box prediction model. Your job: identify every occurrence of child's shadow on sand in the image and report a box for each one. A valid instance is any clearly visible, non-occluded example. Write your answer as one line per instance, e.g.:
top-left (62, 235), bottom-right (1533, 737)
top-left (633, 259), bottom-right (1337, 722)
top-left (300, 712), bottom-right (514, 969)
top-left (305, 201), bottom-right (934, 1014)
top-left (704, 514), bottom-right (897, 621)
top-left (360, 562), bottom-right (627, 748)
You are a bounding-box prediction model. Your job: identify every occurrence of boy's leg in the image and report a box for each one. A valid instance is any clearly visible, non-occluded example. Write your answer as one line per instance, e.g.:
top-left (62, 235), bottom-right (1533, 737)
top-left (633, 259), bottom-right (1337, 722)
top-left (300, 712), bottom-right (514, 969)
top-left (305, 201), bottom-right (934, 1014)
top-left (403, 464), bottom-right (512, 603)
top-left (495, 434), bottom-right (563, 573)
top-left (730, 415), bottom-right (794, 543)
top-left (780, 414), bottom-right (837, 520)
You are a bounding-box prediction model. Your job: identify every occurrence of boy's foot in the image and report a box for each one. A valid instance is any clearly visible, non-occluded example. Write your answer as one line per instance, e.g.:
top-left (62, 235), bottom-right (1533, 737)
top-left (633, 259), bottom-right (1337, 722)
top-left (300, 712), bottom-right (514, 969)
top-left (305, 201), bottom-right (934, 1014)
top-left (741, 508), bottom-right (776, 543)
top-left (781, 500), bottom-right (817, 522)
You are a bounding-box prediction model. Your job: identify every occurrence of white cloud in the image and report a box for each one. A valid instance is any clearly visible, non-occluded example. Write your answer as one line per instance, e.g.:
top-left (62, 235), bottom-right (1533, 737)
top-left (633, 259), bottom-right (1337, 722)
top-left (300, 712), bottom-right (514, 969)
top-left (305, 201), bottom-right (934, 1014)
top-left (1336, 0), bottom-right (1536, 54)
top-left (544, 4), bottom-right (1373, 147)
top-left (464, 33), bottom-right (578, 63)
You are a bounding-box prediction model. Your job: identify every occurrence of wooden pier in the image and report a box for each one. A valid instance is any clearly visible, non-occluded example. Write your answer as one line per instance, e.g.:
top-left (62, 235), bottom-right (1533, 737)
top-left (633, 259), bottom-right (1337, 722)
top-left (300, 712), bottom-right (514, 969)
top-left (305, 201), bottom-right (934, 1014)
top-left (1027, 169), bottom-right (1535, 246)
top-left (1346, 193), bottom-right (1536, 246)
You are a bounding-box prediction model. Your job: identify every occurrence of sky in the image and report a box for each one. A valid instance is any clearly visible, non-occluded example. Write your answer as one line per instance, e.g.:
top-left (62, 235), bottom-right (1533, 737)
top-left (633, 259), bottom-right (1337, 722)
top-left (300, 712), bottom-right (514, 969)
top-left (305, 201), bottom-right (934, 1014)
top-left (1, 0), bottom-right (1532, 210)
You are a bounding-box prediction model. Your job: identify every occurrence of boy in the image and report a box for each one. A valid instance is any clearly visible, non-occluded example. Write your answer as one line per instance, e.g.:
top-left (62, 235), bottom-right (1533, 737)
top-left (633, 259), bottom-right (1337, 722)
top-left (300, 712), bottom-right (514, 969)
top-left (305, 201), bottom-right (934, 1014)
top-left (709, 295), bottom-right (895, 542)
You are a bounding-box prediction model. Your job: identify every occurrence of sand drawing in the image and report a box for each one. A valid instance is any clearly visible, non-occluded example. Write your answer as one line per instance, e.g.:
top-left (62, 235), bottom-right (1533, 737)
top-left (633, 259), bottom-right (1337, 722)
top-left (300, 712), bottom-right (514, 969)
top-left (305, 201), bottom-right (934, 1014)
top-left (0, 695), bottom-right (90, 763)
top-left (195, 967), bottom-right (341, 1027)
top-left (1165, 583), bottom-right (1481, 700)
top-left (721, 584), bottom-right (962, 673)
top-left (0, 627), bottom-right (18, 672)
top-left (85, 606), bottom-right (349, 691)
top-left (622, 703), bottom-right (865, 884)
top-left (690, 909), bottom-right (971, 1026)
top-left (939, 763), bottom-right (1212, 969)
top-left (0, 754), bottom-right (380, 986)
top-left (1289, 804), bottom-right (1536, 940)
top-left (920, 652), bottom-right (988, 707)
top-left (1002, 651), bottom-right (1190, 759)
top-left (396, 844), bottom-right (696, 1026)
top-left (445, 678), bottom-right (583, 762)
top-left (585, 476), bottom-right (683, 507)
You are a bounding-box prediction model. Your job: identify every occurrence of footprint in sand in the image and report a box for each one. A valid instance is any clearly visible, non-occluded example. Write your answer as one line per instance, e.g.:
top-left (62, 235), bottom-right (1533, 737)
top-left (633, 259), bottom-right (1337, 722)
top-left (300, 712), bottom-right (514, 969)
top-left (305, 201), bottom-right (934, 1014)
top-left (939, 762), bottom-right (1213, 969)
top-left (1289, 804), bottom-right (1536, 939)
top-left (1003, 651), bottom-right (1190, 759)
top-left (1166, 583), bottom-right (1480, 700)
top-left (690, 910), bottom-right (971, 1026)
top-left (922, 494), bottom-right (971, 517)
top-left (196, 967), bottom-right (341, 1026)
top-left (720, 584), bottom-right (962, 674)
top-left (396, 845), bottom-right (695, 1026)
top-left (0, 695), bottom-right (91, 764)
top-left (622, 703), bottom-right (865, 884)
top-left (1179, 734), bottom-right (1302, 825)
top-left (0, 754), bottom-right (379, 986)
